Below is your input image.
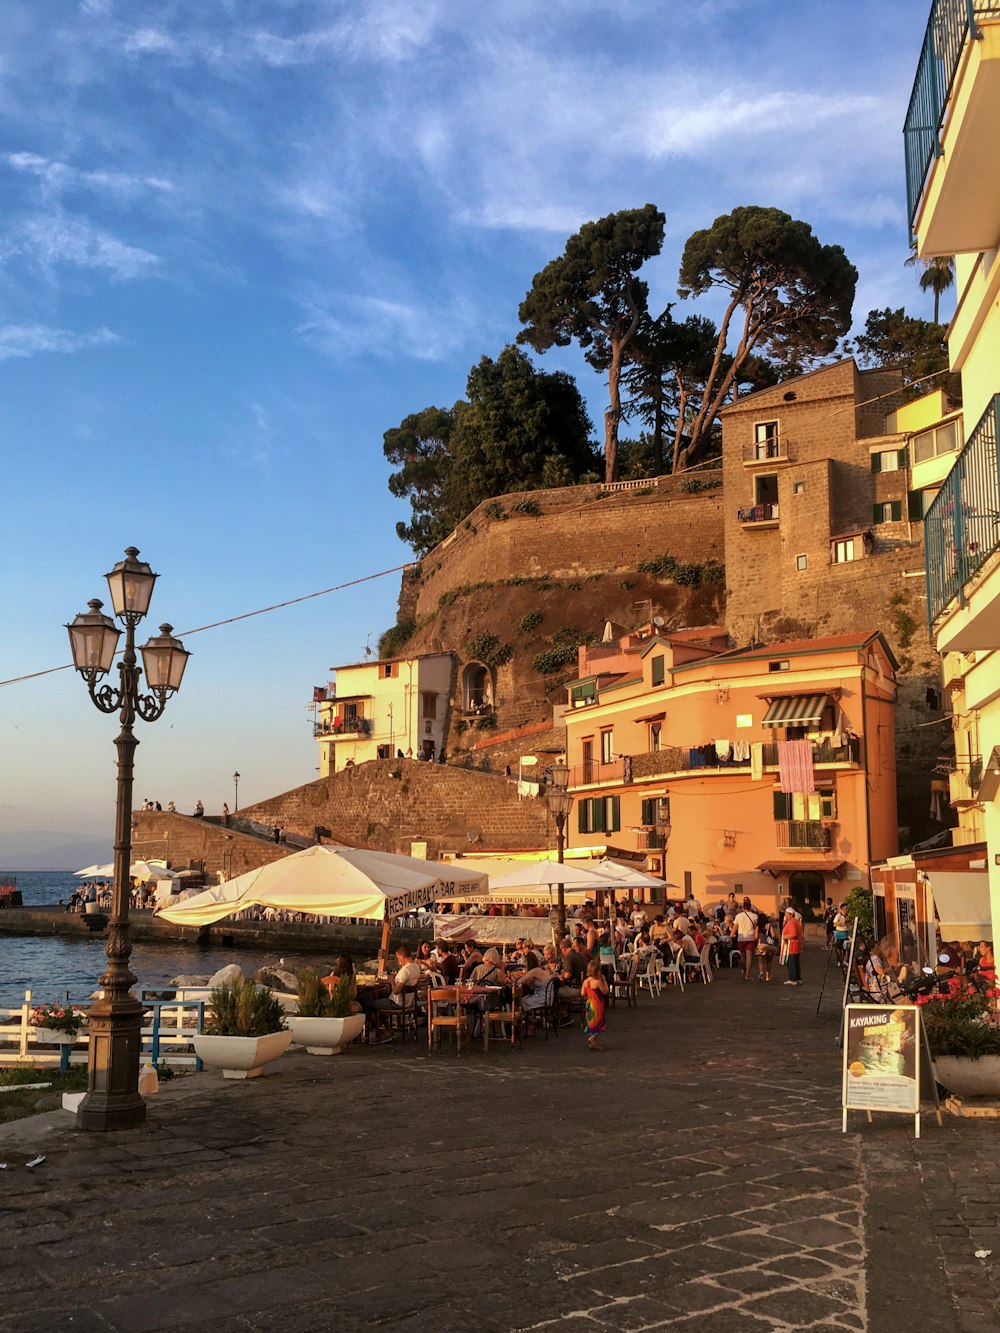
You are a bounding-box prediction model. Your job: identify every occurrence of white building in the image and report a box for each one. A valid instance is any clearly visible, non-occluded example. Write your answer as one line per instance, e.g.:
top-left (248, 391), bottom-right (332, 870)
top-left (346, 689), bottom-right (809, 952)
top-left (315, 652), bottom-right (455, 775)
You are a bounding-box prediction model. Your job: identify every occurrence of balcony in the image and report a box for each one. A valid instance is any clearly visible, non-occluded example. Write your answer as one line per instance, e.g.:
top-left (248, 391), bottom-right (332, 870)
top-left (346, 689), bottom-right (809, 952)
top-left (774, 821), bottom-right (833, 851)
top-left (314, 716), bottom-right (371, 738)
top-left (949, 756), bottom-right (984, 804)
top-left (742, 439), bottom-right (795, 464)
top-left (905, 2), bottom-right (1000, 250)
top-left (924, 395), bottom-right (1000, 643)
top-left (737, 503), bottom-right (779, 524)
top-left (762, 737), bottom-right (861, 769)
top-left (569, 758), bottom-right (626, 788)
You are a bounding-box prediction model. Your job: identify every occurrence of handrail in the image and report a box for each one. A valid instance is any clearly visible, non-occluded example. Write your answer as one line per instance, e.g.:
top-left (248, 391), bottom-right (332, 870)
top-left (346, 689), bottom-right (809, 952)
top-left (903, 1), bottom-right (1000, 230)
top-left (924, 394), bottom-right (1000, 623)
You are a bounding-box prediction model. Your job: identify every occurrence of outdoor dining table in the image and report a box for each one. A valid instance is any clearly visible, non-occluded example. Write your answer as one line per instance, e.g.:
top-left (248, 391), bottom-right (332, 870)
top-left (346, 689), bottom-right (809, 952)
top-left (454, 984), bottom-right (504, 1053)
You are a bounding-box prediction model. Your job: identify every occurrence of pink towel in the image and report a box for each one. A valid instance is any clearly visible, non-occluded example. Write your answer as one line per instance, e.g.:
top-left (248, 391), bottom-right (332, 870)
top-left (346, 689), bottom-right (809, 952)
top-left (777, 739), bottom-right (815, 795)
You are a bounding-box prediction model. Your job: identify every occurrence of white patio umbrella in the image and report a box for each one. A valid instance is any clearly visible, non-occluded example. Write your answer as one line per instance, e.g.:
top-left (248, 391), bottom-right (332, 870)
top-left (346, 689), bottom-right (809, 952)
top-left (75, 859), bottom-right (167, 881)
top-left (594, 858), bottom-right (678, 890)
top-left (486, 859), bottom-right (617, 891)
top-left (157, 844), bottom-right (487, 965)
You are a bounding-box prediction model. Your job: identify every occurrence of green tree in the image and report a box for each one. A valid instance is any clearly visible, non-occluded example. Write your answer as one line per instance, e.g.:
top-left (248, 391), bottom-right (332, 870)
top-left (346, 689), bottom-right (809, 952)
top-left (383, 347), bottom-right (596, 555)
top-left (850, 307), bottom-right (951, 391)
top-left (675, 206), bottom-right (857, 468)
top-left (443, 346), bottom-right (596, 521)
top-left (517, 205), bottom-right (666, 484)
top-left (383, 405), bottom-right (457, 554)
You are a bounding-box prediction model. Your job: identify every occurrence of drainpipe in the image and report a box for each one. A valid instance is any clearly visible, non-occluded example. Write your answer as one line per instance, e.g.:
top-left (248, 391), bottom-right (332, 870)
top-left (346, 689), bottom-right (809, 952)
top-left (860, 658), bottom-right (873, 872)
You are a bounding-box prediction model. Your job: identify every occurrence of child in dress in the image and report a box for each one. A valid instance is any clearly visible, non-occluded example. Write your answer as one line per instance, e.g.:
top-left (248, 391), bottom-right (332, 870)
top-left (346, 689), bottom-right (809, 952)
top-left (581, 958), bottom-right (609, 1051)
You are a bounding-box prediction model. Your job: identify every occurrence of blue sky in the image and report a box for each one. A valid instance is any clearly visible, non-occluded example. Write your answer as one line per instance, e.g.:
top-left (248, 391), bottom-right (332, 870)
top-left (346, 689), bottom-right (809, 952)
top-left (1, 0), bottom-right (934, 854)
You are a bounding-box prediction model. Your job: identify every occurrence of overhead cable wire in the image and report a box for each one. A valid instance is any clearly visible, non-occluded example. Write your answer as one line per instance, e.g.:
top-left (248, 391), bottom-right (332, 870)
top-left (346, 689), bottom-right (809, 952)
top-left (0, 561), bottom-right (412, 690)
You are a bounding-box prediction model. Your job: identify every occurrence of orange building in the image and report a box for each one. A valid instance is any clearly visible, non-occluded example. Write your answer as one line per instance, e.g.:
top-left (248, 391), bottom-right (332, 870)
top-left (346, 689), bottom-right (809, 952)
top-left (563, 626), bottom-right (899, 917)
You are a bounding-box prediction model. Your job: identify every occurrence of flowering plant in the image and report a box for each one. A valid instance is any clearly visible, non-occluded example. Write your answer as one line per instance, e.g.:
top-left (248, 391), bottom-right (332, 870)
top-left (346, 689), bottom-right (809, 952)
top-left (916, 978), bottom-right (1000, 1059)
top-left (29, 1002), bottom-right (88, 1036)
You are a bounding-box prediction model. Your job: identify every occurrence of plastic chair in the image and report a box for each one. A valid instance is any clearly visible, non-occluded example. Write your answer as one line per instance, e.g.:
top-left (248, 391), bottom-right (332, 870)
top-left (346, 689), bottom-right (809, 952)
top-left (637, 951), bottom-right (663, 998)
top-left (692, 942), bottom-right (714, 984)
top-left (660, 949), bottom-right (686, 991)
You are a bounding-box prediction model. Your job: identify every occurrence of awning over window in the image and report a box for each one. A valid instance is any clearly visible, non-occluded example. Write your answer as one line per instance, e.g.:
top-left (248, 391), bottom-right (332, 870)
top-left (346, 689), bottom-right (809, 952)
top-left (761, 694), bottom-right (830, 729)
top-left (757, 859), bottom-right (845, 876)
top-left (925, 871), bottom-right (992, 940)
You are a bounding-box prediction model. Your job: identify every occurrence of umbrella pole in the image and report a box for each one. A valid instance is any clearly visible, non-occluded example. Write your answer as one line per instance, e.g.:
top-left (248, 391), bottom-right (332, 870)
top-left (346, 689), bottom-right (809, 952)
top-left (378, 913), bottom-right (392, 977)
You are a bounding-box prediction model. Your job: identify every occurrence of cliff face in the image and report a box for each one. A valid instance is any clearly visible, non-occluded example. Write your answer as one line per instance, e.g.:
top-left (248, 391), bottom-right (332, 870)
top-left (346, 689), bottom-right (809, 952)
top-left (391, 475), bottom-right (728, 758)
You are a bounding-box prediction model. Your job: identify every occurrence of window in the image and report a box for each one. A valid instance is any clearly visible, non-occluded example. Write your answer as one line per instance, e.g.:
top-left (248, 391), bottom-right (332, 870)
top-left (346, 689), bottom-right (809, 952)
top-left (379, 662), bottom-right (398, 679)
top-left (421, 692), bottom-right (437, 720)
top-left (908, 488), bottom-right (934, 520)
top-left (768, 660), bottom-right (790, 673)
top-left (753, 420), bottom-right (780, 459)
top-left (754, 473), bottom-right (778, 506)
top-left (649, 721), bottom-right (662, 752)
top-left (641, 796), bottom-right (670, 826)
top-left (871, 448), bottom-right (907, 474)
top-left (571, 681), bottom-right (596, 707)
top-left (793, 481), bottom-right (806, 495)
top-left (773, 789), bottom-right (836, 821)
top-left (651, 654), bottom-right (665, 686)
top-left (601, 730), bottom-right (615, 764)
top-left (833, 538), bottom-right (857, 563)
top-left (578, 795), bottom-right (620, 834)
top-left (873, 500), bottom-right (902, 524)
top-left (795, 554), bottom-right (808, 571)
top-left (912, 419), bottom-right (960, 464)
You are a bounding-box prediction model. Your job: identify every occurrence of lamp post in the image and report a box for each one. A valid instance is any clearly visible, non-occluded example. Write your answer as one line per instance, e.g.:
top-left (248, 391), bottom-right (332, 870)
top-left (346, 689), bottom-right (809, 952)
top-left (66, 548), bottom-right (189, 1132)
top-left (233, 770), bottom-right (240, 813)
top-left (655, 801), bottom-right (672, 889)
top-left (547, 760), bottom-right (573, 942)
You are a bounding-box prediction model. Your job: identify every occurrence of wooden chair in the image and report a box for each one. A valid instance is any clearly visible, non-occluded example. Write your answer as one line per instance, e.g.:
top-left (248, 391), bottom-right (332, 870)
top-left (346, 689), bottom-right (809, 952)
top-left (427, 986), bottom-right (472, 1055)
top-left (485, 983), bottom-right (525, 1048)
top-left (382, 984), bottom-right (422, 1042)
top-left (535, 980), bottom-right (561, 1039)
top-left (610, 953), bottom-right (641, 1009)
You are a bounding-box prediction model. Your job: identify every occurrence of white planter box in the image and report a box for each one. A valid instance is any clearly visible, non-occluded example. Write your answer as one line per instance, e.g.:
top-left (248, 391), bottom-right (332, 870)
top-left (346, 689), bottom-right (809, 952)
top-left (192, 1029), bottom-right (293, 1079)
top-left (933, 1054), bottom-right (1000, 1098)
top-left (34, 1028), bottom-right (76, 1045)
top-left (286, 1013), bottom-right (365, 1055)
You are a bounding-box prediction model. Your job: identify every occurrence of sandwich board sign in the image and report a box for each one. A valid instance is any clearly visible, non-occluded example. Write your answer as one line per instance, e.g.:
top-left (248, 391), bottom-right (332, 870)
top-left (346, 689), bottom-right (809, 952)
top-left (842, 1004), bottom-right (939, 1138)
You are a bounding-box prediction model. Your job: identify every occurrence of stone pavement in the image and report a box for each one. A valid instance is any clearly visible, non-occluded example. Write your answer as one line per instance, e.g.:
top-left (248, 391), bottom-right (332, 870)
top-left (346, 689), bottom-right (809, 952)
top-left (1, 946), bottom-right (998, 1333)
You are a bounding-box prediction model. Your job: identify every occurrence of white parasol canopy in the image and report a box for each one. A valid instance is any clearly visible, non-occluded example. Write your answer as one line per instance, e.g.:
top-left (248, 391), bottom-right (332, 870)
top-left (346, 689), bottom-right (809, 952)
top-left (75, 859), bottom-right (174, 882)
top-left (594, 858), bottom-right (676, 890)
top-left (156, 844), bottom-right (487, 927)
top-left (486, 859), bottom-right (619, 891)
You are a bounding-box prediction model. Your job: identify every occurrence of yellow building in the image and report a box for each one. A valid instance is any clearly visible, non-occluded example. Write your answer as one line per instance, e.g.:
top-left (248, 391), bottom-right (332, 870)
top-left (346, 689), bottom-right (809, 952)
top-left (905, 1), bottom-right (1000, 938)
top-left (314, 652), bottom-right (455, 774)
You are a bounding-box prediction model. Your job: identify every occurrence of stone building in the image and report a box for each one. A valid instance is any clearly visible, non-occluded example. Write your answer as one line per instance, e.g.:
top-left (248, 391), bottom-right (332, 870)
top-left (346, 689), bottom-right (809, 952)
top-left (721, 358), bottom-right (947, 841)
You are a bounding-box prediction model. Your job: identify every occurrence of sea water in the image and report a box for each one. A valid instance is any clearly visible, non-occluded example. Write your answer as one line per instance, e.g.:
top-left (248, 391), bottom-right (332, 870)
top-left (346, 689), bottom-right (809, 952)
top-left (0, 870), bottom-right (348, 1007)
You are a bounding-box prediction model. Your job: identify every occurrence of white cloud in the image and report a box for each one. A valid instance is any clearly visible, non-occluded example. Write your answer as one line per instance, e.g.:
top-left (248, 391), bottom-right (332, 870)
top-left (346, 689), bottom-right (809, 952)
top-left (2, 215), bottom-right (160, 280)
top-left (296, 289), bottom-right (473, 363)
top-left (6, 152), bottom-right (174, 203)
top-left (0, 323), bottom-right (120, 361)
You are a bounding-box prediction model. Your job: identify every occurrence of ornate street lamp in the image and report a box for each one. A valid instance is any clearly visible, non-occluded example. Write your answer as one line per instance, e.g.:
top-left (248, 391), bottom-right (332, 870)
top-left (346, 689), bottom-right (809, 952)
top-left (655, 800), bottom-right (672, 885)
top-left (233, 770), bottom-right (241, 812)
top-left (547, 760), bottom-right (573, 942)
top-left (66, 548), bottom-right (188, 1132)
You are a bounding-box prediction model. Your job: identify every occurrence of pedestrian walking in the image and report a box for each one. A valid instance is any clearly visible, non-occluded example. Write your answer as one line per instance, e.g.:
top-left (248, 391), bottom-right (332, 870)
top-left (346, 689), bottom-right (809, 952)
top-left (756, 919), bottom-right (780, 981)
top-left (733, 898), bottom-right (759, 980)
top-left (781, 908), bottom-right (804, 985)
top-left (581, 959), bottom-right (608, 1051)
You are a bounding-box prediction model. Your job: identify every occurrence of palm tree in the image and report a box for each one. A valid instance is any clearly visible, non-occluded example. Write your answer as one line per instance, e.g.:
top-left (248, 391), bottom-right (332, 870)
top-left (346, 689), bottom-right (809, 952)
top-left (905, 248), bottom-right (955, 324)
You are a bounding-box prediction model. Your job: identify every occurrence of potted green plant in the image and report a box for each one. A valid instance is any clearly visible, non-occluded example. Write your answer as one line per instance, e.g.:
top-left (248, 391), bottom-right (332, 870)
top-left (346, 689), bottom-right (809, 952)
top-left (918, 977), bottom-right (1000, 1097)
top-left (192, 980), bottom-right (292, 1079)
top-left (30, 1002), bottom-right (88, 1045)
top-left (285, 970), bottom-right (365, 1056)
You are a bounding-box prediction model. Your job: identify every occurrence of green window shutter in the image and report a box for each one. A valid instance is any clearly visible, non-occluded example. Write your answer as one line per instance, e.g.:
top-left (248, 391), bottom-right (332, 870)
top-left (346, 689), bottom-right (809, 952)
top-left (652, 655), bottom-right (665, 686)
top-left (593, 799), bottom-right (605, 833)
top-left (607, 796), bottom-right (620, 833)
top-left (890, 500), bottom-right (902, 522)
top-left (898, 449), bottom-right (908, 470)
top-left (641, 798), bottom-right (655, 825)
top-left (578, 801), bottom-right (588, 835)
top-left (908, 489), bottom-right (924, 521)
top-left (772, 790), bottom-right (790, 820)
top-left (872, 503), bottom-right (881, 525)
top-left (870, 453), bottom-right (881, 474)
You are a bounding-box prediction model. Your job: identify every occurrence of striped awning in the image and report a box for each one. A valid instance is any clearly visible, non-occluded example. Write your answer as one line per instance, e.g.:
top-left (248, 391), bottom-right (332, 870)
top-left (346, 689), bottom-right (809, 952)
top-left (761, 694), bottom-right (830, 729)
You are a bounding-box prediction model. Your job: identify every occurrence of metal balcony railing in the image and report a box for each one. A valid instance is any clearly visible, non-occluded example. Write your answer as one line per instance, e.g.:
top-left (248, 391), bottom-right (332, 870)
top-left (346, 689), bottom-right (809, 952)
top-left (774, 821), bottom-right (833, 851)
top-left (742, 439), bottom-right (794, 463)
top-left (762, 737), bottom-right (861, 768)
top-left (568, 758), bottom-right (625, 788)
top-left (737, 503), bottom-right (779, 523)
top-left (904, 2), bottom-right (1000, 230)
top-left (924, 395), bottom-right (1000, 623)
top-left (313, 717), bottom-right (370, 738)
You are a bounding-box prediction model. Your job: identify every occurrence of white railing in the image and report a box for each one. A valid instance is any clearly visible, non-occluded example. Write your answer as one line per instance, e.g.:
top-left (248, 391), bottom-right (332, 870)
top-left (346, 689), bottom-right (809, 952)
top-left (0, 989), bottom-right (208, 1070)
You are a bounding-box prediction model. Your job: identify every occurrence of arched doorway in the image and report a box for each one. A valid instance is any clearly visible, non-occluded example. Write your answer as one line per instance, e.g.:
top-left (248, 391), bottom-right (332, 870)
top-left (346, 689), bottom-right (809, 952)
top-left (462, 662), bottom-right (494, 714)
top-left (788, 871), bottom-right (825, 922)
